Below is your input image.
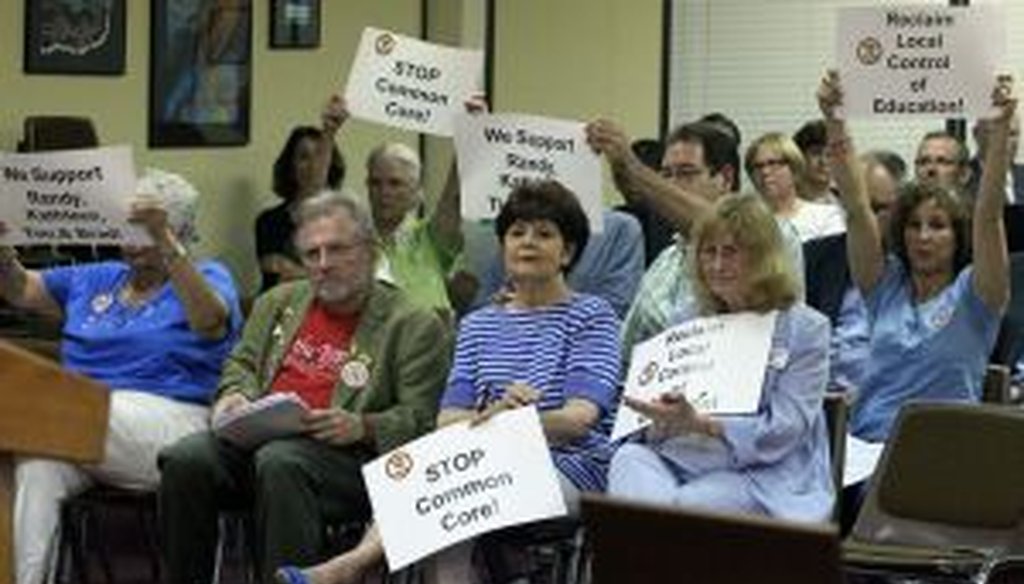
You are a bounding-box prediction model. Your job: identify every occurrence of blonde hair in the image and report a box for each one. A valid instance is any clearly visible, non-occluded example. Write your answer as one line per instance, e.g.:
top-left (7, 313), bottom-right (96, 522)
top-left (744, 132), bottom-right (807, 195)
top-left (689, 194), bottom-right (798, 314)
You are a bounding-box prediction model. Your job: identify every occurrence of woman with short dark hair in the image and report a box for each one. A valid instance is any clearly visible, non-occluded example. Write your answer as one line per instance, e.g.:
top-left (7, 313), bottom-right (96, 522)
top-left (256, 100), bottom-right (346, 291)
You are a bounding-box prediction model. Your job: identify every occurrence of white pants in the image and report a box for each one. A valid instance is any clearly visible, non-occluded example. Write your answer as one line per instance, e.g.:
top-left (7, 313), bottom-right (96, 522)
top-left (14, 390), bottom-right (209, 584)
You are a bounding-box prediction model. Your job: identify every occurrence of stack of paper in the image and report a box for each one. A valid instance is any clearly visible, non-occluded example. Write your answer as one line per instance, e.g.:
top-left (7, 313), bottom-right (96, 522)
top-left (213, 392), bottom-right (309, 449)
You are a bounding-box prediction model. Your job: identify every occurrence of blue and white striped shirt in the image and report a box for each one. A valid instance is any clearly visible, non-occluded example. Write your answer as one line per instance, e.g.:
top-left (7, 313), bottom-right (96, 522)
top-left (441, 293), bottom-right (622, 491)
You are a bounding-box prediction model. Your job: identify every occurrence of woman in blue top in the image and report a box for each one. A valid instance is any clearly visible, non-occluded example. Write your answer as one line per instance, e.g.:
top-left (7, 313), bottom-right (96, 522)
top-left (608, 194), bottom-right (835, 523)
top-left (817, 72), bottom-right (1013, 444)
top-left (275, 180), bottom-right (620, 584)
top-left (1, 168), bottom-right (242, 584)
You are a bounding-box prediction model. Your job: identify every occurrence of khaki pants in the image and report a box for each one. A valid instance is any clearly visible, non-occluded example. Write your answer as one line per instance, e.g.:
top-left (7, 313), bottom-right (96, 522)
top-left (14, 390), bottom-right (209, 584)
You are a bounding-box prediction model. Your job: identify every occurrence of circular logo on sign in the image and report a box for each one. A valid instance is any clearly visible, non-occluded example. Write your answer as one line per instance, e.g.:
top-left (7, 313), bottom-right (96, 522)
top-left (385, 450), bottom-right (414, 481)
top-left (638, 361), bottom-right (659, 386)
top-left (856, 37), bottom-right (884, 66)
top-left (341, 359), bottom-right (370, 389)
top-left (91, 293), bottom-right (114, 314)
top-left (375, 33), bottom-right (396, 56)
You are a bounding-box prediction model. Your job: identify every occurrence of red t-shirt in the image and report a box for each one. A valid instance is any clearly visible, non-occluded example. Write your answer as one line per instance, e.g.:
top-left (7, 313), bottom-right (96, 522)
top-left (270, 302), bottom-right (360, 409)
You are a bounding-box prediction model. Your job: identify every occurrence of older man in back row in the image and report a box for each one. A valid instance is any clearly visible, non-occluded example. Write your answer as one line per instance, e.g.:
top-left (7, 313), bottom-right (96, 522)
top-left (158, 192), bottom-right (452, 584)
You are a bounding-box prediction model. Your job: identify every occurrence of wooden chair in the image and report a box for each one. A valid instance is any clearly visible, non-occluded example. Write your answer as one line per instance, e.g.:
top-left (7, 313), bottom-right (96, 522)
top-left (843, 403), bottom-right (1024, 582)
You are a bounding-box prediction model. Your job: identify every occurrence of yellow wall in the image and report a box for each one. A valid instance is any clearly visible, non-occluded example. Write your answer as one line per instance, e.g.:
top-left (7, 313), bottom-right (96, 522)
top-left (492, 0), bottom-right (663, 203)
top-left (1, 0), bottom-right (661, 295)
top-left (1, 1), bottom-right (420, 295)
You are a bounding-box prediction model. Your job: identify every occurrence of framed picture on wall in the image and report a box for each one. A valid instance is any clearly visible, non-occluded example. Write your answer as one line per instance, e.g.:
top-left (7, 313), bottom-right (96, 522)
top-left (270, 0), bottom-right (320, 49)
top-left (149, 0), bottom-right (252, 147)
top-left (24, 0), bottom-right (127, 75)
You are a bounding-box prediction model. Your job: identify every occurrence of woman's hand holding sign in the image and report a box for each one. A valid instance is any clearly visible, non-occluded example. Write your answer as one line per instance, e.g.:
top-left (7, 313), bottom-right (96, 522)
top-left (625, 391), bottom-right (723, 441)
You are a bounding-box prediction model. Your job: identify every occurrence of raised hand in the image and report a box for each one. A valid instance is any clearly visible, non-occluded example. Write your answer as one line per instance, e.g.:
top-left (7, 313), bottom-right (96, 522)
top-left (321, 94), bottom-right (350, 136)
top-left (817, 69), bottom-right (843, 121)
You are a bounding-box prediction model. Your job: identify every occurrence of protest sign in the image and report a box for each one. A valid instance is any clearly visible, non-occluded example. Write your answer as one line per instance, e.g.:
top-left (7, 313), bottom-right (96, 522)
top-left (453, 113), bottom-right (603, 231)
top-left (837, 4), bottom-right (1004, 118)
top-left (0, 145), bottom-right (140, 245)
top-left (344, 26), bottom-right (483, 136)
top-left (611, 311), bottom-right (778, 441)
top-left (363, 407), bottom-right (566, 571)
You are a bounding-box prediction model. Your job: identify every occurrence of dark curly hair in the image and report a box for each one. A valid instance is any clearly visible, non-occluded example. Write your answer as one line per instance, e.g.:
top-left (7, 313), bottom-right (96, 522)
top-left (272, 126), bottom-right (345, 200)
top-left (495, 180), bottom-right (590, 273)
top-left (889, 181), bottom-right (971, 275)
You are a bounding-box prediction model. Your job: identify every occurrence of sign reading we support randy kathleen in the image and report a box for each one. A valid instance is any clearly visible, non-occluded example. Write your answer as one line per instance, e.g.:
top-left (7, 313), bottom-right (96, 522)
top-left (363, 407), bottom-right (566, 571)
top-left (611, 311), bottom-right (778, 441)
top-left (0, 145), bottom-right (139, 245)
top-left (344, 27), bottom-right (483, 136)
top-left (837, 4), bottom-right (1004, 118)
top-left (453, 113), bottom-right (604, 231)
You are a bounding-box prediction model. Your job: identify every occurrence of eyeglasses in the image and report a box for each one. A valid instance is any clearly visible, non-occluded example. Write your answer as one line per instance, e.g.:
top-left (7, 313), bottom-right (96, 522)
top-left (751, 158), bottom-right (789, 172)
top-left (660, 165), bottom-right (708, 180)
top-left (298, 239), bottom-right (368, 265)
top-left (914, 156), bottom-right (958, 167)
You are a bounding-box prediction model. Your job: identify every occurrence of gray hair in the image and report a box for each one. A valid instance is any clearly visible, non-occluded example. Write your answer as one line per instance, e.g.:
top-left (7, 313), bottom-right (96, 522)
top-left (366, 142), bottom-right (422, 190)
top-left (136, 167), bottom-right (199, 248)
top-left (293, 189), bottom-right (377, 242)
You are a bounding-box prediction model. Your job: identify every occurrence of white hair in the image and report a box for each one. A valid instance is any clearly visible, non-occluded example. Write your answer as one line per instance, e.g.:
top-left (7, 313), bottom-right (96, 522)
top-left (135, 167), bottom-right (199, 248)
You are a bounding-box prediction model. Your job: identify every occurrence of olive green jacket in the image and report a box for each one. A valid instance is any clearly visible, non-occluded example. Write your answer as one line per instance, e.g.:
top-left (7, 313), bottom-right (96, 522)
top-left (217, 280), bottom-right (452, 454)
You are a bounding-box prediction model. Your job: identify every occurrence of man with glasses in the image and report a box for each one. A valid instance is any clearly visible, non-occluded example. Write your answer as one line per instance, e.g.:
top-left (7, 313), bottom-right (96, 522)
top-left (586, 119), bottom-right (804, 355)
top-left (914, 130), bottom-right (972, 190)
top-left (158, 191), bottom-right (452, 584)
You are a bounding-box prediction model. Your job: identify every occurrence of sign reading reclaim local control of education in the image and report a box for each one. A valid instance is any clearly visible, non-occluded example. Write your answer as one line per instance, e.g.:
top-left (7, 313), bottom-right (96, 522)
top-left (837, 4), bottom-right (1004, 118)
top-left (453, 113), bottom-right (604, 231)
top-left (611, 311), bottom-right (778, 442)
top-left (0, 145), bottom-right (140, 246)
top-left (344, 26), bottom-right (484, 136)
top-left (363, 407), bottom-right (566, 571)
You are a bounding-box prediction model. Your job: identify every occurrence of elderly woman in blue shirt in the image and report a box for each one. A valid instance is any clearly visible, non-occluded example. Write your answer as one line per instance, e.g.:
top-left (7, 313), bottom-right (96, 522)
top-left (1, 168), bottom-right (242, 584)
top-left (608, 194), bottom-right (835, 523)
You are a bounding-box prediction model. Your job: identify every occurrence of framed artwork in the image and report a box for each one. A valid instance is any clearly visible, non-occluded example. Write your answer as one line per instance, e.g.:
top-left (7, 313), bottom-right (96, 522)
top-left (270, 0), bottom-right (320, 49)
top-left (149, 0), bottom-right (252, 148)
top-left (24, 0), bottom-right (127, 75)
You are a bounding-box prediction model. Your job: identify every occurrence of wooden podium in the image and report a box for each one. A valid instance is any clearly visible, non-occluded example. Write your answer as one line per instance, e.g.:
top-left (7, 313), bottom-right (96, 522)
top-left (0, 341), bottom-right (109, 584)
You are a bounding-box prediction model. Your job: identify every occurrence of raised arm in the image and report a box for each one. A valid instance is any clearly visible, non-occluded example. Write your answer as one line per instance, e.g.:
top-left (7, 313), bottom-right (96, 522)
top-left (131, 199), bottom-right (230, 340)
top-left (0, 222), bottom-right (61, 317)
top-left (817, 70), bottom-right (885, 294)
top-left (314, 94), bottom-right (348, 192)
top-left (971, 75), bottom-right (1016, 313)
top-left (586, 118), bottom-right (712, 236)
top-left (429, 96), bottom-right (488, 256)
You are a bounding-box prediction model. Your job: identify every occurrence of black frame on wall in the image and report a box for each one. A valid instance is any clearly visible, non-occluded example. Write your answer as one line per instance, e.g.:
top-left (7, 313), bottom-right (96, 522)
top-left (24, 0), bottom-right (127, 75)
top-left (148, 0), bottom-right (253, 148)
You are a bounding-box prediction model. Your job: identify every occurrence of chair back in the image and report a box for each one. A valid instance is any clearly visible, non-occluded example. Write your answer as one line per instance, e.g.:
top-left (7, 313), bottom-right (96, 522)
top-left (850, 403), bottom-right (1024, 554)
top-left (823, 392), bottom-right (848, 521)
top-left (582, 493), bottom-right (843, 584)
top-left (18, 116), bottom-right (99, 152)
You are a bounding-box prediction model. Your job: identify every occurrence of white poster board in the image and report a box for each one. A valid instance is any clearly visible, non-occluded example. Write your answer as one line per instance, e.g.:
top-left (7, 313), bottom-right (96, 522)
top-left (453, 113), bottom-right (603, 231)
top-left (836, 4), bottom-right (1004, 118)
top-left (363, 407), bottom-right (566, 571)
top-left (344, 26), bottom-right (484, 136)
top-left (611, 311), bottom-right (778, 441)
top-left (0, 145), bottom-right (140, 245)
